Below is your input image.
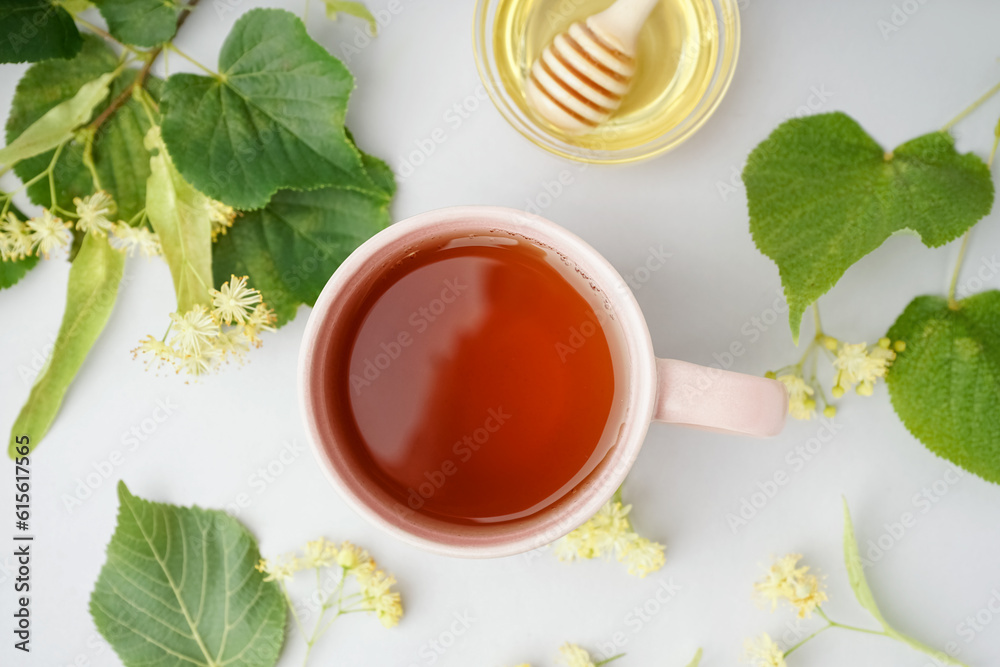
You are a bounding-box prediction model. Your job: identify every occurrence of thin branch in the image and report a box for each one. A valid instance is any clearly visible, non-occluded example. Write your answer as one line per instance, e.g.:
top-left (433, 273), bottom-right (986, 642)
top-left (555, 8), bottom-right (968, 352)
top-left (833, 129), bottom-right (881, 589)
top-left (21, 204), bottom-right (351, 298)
top-left (89, 0), bottom-right (202, 133)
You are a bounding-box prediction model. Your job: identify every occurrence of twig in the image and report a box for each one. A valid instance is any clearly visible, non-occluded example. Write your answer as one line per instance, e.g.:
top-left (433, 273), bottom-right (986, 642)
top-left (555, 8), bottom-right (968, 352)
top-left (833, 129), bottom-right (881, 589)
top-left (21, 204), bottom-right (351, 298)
top-left (89, 0), bottom-right (202, 133)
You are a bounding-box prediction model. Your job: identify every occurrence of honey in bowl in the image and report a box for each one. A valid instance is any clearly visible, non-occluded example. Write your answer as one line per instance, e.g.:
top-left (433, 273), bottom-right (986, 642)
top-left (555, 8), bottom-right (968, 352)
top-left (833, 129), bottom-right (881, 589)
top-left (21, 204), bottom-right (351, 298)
top-left (493, 0), bottom-right (720, 150)
top-left (330, 237), bottom-right (618, 524)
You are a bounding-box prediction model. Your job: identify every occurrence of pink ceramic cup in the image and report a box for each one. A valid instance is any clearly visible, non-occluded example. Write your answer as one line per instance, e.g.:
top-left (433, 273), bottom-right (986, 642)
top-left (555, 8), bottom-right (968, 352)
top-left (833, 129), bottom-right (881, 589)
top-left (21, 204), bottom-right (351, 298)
top-left (299, 206), bottom-right (787, 558)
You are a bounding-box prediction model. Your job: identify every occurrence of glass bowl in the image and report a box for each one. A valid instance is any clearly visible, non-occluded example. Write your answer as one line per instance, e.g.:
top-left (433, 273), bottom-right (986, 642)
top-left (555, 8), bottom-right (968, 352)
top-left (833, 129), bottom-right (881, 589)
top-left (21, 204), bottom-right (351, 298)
top-left (473, 0), bottom-right (741, 164)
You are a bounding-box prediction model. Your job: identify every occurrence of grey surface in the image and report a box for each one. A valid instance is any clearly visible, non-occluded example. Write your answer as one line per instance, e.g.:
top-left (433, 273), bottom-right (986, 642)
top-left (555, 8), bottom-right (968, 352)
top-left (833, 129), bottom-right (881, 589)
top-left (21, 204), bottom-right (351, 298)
top-left (1, 1), bottom-right (999, 665)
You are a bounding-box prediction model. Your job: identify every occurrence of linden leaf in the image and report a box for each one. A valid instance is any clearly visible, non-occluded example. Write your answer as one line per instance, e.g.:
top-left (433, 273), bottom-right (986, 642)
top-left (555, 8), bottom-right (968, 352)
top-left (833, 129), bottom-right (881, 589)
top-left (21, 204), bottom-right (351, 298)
top-left (0, 0), bottom-right (83, 63)
top-left (887, 292), bottom-right (1000, 485)
top-left (842, 499), bottom-right (967, 666)
top-left (8, 36), bottom-right (163, 224)
top-left (841, 498), bottom-right (889, 626)
top-left (743, 112), bottom-right (994, 342)
top-left (91, 0), bottom-right (183, 48)
top-left (0, 71), bottom-right (113, 168)
top-left (161, 8), bottom-right (377, 210)
top-left (145, 127), bottom-right (214, 313)
top-left (323, 0), bottom-right (377, 32)
top-left (8, 233), bottom-right (124, 456)
top-left (212, 179), bottom-right (392, 327)
top-left (90, 481), bottom-right (286, 667)
top-left (0, 202), bottom-right (39, 290)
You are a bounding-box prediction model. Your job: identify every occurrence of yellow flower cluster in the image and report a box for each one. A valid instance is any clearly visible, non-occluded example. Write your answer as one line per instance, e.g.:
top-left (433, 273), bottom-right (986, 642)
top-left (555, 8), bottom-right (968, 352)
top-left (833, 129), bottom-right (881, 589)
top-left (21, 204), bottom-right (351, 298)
top-left (771, 335), bottom-right (905, 421)
top-left (0, 191), bottom-right (168, 263)
top-left (754, 554), bottom-right (827, 618)
top-left (255, 537), bottom-right (403, 629)
top-left (556, 499), bottom-right (666, 578)
top-left (0, 209), bottom-right (72, 260)
top-left (136, 275), bottom-right (276, 376)
top-left (831, 338), bottom-right (899, 397)
top-left (208, 198), bottom-right (237, 241)
top-left (557, 643), bottom-right (597, 667)
top-left (743, 634), bottom-right (786, 667)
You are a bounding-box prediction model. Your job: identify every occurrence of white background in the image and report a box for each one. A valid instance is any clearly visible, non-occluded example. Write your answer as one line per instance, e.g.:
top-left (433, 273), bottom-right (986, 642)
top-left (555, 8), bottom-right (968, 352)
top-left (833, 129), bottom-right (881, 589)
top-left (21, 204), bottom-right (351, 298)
top-left (2, 1), bottom-right (1000, 665)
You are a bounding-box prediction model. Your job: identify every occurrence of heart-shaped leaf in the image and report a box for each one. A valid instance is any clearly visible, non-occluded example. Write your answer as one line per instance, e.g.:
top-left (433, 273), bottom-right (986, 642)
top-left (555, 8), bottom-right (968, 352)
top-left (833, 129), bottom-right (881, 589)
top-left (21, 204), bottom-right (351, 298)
top-left (92, 0), bottom-right (183, 48)
top-left (212, 178), bottom-right (392, 327)
top-left (887, 292), bottom-right (1000, 484)
top-left (743, 112), bottom-right (994, 341)
top-left (0, 0), bottom-right (83, 63)
top-left (161, 8), bottom-right (376, 210)
top-left (90, 482), bottom-right (286, 667)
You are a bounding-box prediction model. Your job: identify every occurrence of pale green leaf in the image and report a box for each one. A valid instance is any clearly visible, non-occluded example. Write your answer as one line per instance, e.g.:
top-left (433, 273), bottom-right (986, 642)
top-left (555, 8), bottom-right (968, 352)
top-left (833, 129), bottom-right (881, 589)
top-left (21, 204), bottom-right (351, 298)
top-left (684, 648), bottom-right (702, 667)
top-left (841, 498), bottom-right (889, 626)
top-left (160, 8), bottom-right (377, 210)
top-left (743, 113), bottom-right (994, 342)
top-left (8, 232), bottom-right (124, 456)
top-left (92, 0), bottom-right (183, 48)
top-left (90, 481), bottom-right (286, 667)
top-left (323, 0), bottom-right (376, 32)
top-left (0, 0), bottom-right (83, 63)
top-left (8, 36), bottom-right (163, 224)
top-left (0, 71), bottom-right (114, 168)
top-left (145, 128), bottom-right (213, 313)
top-left (842, 499), bottom-right (967, 666)
top-left (887, 292), bottom-right (1000, 484)
top-left (212, 181), bottom-right (391, 327)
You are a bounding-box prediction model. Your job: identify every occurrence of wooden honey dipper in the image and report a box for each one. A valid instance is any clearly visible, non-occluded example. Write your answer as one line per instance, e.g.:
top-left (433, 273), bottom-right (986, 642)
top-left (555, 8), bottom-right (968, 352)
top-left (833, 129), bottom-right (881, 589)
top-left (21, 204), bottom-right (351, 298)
top-left (526, 0), bottom-right (658, 134)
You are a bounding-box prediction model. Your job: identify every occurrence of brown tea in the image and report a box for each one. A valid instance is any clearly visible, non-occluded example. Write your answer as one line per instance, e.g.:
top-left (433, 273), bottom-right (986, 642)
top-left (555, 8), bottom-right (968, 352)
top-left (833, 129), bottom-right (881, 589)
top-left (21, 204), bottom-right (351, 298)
top-left (332, 237), bottom-right (616, 523)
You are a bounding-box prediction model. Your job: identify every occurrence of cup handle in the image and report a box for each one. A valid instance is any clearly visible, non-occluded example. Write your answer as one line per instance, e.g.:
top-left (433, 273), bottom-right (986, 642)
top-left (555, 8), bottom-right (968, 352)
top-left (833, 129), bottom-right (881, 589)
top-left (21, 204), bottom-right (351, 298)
top-left (653, 359), bottom-right (788, 437)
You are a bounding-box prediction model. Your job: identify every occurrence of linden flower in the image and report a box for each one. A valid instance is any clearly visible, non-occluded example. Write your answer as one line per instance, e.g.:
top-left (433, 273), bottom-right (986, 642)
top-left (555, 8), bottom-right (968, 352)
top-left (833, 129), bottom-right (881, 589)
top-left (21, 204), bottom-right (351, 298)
top-left (557, 643), bottom-right (596, 667)
top-left (336, 541), bottom-right (373, 570)
top-left (210, 274), bottom-right (261, 325)
top-left (244, 303), bottom-right (277, 346)
top-left (301, 537), bottom-right (339, 569)
top-left (556, 499), bottom-right (666, 578)
top-left (26, 210), bottom-right (72, 258)
top-left (776, 374), bottom-right (816, 421)
top-left (109, 222), bottom-right (162, 257)
top-left (360, 569), bottom-right (403, 628)
top-left (622, 536), bottom-right (667, 578)
top-left (208, 199), bottom-right (237, 241)
top-left (832, 340), bottom-right (895, 398)
top-left (255, 554), bottom-right (301, 583)
top-left (73, 190), bottom-right (116, 237)
top-left (743, 634), bottom-right (786, 667)
top-left (754, 554), bottom-right (827, 618)
top-left (169, 304), bottom-right (218, 356)
top-left (0, 212), bottom-right (32, 260)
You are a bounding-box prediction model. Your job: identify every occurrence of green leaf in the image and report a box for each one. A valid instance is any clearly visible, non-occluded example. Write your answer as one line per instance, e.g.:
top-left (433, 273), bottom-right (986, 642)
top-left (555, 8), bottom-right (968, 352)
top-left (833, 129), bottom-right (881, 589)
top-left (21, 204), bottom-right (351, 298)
top-left (8, 232), bottom-right (123, 456)
top-left (90, 481), bottom-right (286, 667)
top-left (0, 202), bottom-right (39, 289)
top-left (842, 499), bottom-right (967, 666)
top-left (145, 128), bottom-right (213, 312)
top-left (8, 36), bottom-right (163, 227)
top-left (0, 0), bottom-right (83, 63)
top-left (92, 0), bottom-right (183, 47)
top-left (887, 292), bottom-right (1000, 484)
top-left (160, 8), bottom-right (377, 210)
top-left (743, 112), bottom-right (994, 342)
top-left (0, 71), bottom-right (114, 168)
top-left (841, 498), bottom-right (889, 626)
top-left (213, 182), bottom-right (391, 327)
top-left (323, 0), bottom-right (377, 32)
